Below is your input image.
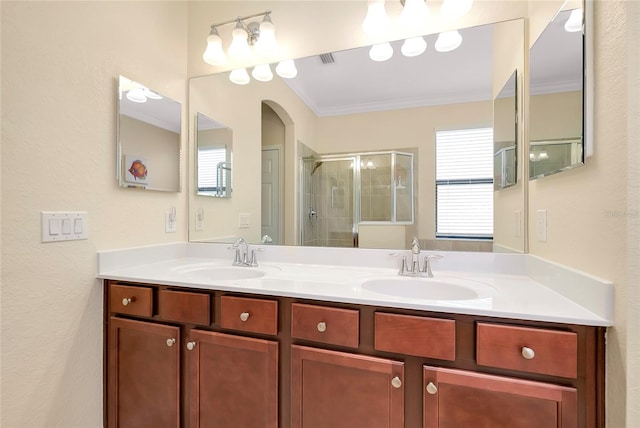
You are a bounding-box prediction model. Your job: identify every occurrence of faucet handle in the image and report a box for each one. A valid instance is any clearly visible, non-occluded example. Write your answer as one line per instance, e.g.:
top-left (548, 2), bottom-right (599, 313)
top-left (422, 254), bottom-right (443, 277)
top-left (389, 253), bottom-right (408, 275)
top-left (249, 248), bottom-right (264, 267)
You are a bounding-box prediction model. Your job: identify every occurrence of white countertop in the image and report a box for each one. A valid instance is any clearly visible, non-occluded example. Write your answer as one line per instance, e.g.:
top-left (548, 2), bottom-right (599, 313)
top-left (97, 243), bottom-right (614, 327)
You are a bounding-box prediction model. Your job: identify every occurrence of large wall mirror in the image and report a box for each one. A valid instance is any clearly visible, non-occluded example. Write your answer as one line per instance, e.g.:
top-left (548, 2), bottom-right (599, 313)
top-left (189, 18), bottom-right (527, 253)
top-left (196, 113), bottom-right (233, 198)
top-left (117, 76), bottom-right (182, 192)
top-left (529, 5), bottom-right (585, 179)
top-left (493, 70), bottom-right (518, 190)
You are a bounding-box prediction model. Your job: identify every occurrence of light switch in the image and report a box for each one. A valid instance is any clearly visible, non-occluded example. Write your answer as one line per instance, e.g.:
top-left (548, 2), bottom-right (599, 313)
top-left (239, 213), bottom-right (251, 229)
top-left (41, 211), bottom-right (88, 242)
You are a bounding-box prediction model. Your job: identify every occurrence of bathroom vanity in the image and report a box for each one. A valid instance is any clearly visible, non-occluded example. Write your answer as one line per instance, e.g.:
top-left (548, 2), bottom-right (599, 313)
top-left (99, 244), bottom-right (611, 428)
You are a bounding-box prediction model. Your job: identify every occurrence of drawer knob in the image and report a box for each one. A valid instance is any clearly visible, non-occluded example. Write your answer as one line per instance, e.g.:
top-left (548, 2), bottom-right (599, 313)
top-left (240, 312), bottom-right (250, 322)
top-left (317, 322), bottom-right (327, 332)
top-left (521, 346), bottom-right (536, 360)
top-left (121, 297), bottom-right (133, 306)
top-left (426, 382), bottom-right (438, 395)
top-left (186, 341), bottom-right (197, 351)
top-left (391, 376), bottom-right (402, 389)
top-left (166, 338), bottom-right (176, 347)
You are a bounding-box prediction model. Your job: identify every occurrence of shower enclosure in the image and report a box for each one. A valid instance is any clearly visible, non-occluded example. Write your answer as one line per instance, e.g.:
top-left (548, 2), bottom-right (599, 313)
top-left (300, 151), bottom-right (414, 247)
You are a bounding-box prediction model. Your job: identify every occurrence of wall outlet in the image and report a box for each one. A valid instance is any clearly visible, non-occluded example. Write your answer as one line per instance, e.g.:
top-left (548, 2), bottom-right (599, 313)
top-left (165, 211), bottom-right (177, 233)
top-left (239, 213), bottom-right (251, 229)
top-left (536, 209), bottom-right (547, 242)
top-left (195, 208), bottom-right (204, 231)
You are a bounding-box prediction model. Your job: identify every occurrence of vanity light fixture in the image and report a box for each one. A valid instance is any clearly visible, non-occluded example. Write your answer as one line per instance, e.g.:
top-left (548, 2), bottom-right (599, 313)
top-left (435, 30), bottom-right (463, 52)
top-left (401, 36), bottom-right (427, 57)
top-left (564, 8), bottom-right (583, 33)
top-left (203, 11), bottom-right (297, 85)
top-left (369, 42), bottom-right (394, 61)
top-left (363, 0), bottom-right (391, 35)
top-left (125, 85), bottom-right (163, 104)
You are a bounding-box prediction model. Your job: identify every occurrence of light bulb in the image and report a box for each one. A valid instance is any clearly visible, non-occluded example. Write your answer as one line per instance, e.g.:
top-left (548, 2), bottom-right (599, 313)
top-left (401, 37), bottom-right (427, 57)
top-left (229, 68), bottom-right (250, 85)
top-left (440, 0), bottom-right (473, 19)
top-left (126, 87), bottom-right (147, 103)
top-left (276, 59), bottom-right (297, 78)
top-left (362, 0), bottom-right (390, 35)
top-left (564, 8), bottom-right (583, 33)
top-left (228, 21), bottom-right (251, 60)
top-left (400, 0), bottom-right (429, 29)
top-left (435, 30), bottom-right (462, 52)
top-left (255, 15), bottom-right (279, 57)
top-left (202, 28), bottom-right (227, 66)
top-left (369, 43), bottom-right (393, 61)
top-left (252, 64), bottom-right (273, 82)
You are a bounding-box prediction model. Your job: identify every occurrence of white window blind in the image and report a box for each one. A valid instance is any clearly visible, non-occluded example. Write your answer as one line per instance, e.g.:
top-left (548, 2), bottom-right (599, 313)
top-left (436, 128), bottom-right (494, 238)
top-left (198, 147), bottom-right (227, 191)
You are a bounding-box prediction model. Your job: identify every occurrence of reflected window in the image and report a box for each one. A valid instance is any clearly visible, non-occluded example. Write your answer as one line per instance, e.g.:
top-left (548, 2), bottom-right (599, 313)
top-left (436, 128), bottom-right (494, 239)
top-left (197, 147), bottom-right (230, 195)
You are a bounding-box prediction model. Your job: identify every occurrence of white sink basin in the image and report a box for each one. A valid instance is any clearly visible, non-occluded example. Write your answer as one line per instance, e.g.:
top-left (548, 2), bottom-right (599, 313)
top-left (171, 263), bottom-right (278, 281)
top-left (361, 276), bottom-right (496, 300)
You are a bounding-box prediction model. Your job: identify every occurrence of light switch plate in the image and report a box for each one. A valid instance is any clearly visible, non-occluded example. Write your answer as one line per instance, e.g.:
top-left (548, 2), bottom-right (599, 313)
top-left (41, 211), bottom-right (88, 242)
top-left (239, 213), bottom-right (250, 229)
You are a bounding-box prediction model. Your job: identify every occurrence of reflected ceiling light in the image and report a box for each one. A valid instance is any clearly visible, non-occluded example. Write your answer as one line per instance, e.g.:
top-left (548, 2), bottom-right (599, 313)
top-left (202, 10), bottom-right (280, 68)
top-left (126, 87), bottom-right (147, 103)
top-left (276, 59), bottom-right (298, 78)
top-left (400, 0), bottom-right (429, 29)
top-left (202, 27), bottom-right (227, 66)
top-left (435, 30), bottom-right (462, 52)
top-left (369, 42), bottom-right (393, 61)
top-left (530, 151), bottom-right (549, 162)
top-left (252, 64), bottom-right (273, 82)
top-left (142, 88), bottom-right (162, 100)
top-left (564, 8), bottom-right (583, 32)
top-left (362, 0), bottom-right (391, 35)
top-left (440, 0), bottom-right (473, 19)
top-left (401, 36), bottom-right (427, 57)
top-left (229, 68), bottom-right (250, 85)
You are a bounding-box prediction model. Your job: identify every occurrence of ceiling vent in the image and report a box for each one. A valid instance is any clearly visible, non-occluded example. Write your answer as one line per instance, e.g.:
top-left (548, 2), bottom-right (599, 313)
top-left (319, 53), bottom-right (335, 64)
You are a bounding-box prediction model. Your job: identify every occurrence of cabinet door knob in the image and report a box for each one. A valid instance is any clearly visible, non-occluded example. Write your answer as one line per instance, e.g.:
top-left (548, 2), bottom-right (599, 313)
top-left (521, 346), bottom-right (535, 360)
top-left (426, 382), bottom-right (438, 395)
top-left (317, 322), bottom-right (327, 332)
top-left (186, 341), bottom-right (197, 351)
top-left (240, 312), bottom-right (250, 322)
top-left (166, 338), bottom-right (176, 347)
top-left (122, 297), bottom-right (132, 306)
top-left (391, 376), bottom-right (402, 389)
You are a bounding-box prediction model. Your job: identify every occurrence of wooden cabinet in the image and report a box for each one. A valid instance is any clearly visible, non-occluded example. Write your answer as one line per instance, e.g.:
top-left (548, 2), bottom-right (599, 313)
top-left (104, 280), bottom-right (605, 428)
top-left (187, 330), bottom-right (278, 428)
top-left (291, 345), bottom-right (404, 428)
top-left (423, 366), bottom-right (577, 428)
top-left (107, 317), bottom-right (180, 428)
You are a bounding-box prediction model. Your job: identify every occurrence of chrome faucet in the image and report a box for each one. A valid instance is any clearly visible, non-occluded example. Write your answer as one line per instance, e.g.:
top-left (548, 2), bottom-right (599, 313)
top-left (391, 238), bottom-right (443, 278)
top-left (229, 238), bottom-right (260, 267)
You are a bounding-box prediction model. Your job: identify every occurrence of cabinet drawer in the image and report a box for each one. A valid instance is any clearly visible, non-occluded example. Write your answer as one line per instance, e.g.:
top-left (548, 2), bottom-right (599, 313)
top-left (291, 303), bottom-right (359, 348)
top-left (476, 323), bottom-right (578, 378)
top-left (375, 312), bottom-right (456, 361)
top-left (109, 284), bottom-right (153, 317)
top-left (220, 296), bottom-right (278, 336)
top-left (158, 289), bottom-right (211, 325)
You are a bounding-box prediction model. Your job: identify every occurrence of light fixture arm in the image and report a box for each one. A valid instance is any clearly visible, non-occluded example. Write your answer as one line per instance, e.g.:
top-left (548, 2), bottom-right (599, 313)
top-left (207, 10), bottom-right (272, 33)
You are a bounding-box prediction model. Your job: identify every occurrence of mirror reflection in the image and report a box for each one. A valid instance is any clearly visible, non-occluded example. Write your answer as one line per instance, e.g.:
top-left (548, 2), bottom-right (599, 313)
top-left (493, 70), bottom-right (518, 190)
top-left (189, 20), bottom-right (526, 253)
top-left (117, 76), bottom-right (182, 192)
top-left (196, 113), bottom-right (233, 198)
top-left (529, 7), bottom-right (584, 179)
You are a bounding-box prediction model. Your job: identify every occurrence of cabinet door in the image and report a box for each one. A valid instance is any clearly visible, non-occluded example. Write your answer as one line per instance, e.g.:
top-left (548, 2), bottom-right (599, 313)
top-left (291, 345), bottom-right (404, 428)
top-left (188, 330), bottom-right (278, 428)
top-left (108, 317), bottom-right (180, 428)
top-left (423, 366), bottom-right (577, 428)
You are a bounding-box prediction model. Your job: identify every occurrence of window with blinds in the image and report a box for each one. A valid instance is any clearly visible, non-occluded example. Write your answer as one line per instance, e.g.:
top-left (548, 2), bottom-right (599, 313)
top-left (435, 128), bottom-right (494, 239)
top-left (197, 147), bottom-right (227, 192)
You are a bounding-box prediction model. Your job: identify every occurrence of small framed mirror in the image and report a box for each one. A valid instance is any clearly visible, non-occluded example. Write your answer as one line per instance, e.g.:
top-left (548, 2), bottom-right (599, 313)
top-left (117, 76), bottom-right (182, 192)
top-left (493, 70), bottom-right (518, 190)
top-left (196, 112), bottom-right (233, 198)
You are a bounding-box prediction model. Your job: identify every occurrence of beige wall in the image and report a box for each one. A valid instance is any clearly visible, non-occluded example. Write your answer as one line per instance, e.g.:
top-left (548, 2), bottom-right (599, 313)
top-left (1, 1), bottom-right (638, 427)
top-left (1, 1), bottom-right (188, 426)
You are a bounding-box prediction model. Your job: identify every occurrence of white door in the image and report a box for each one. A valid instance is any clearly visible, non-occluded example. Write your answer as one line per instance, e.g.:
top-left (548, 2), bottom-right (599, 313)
top-left (261, 148), bottom-right (281, 244)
